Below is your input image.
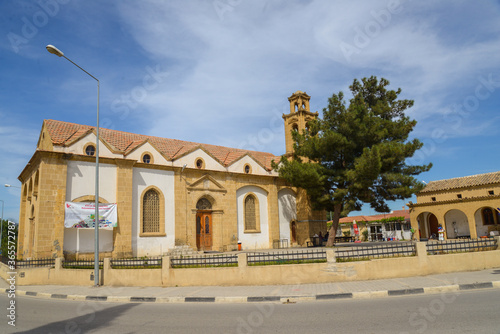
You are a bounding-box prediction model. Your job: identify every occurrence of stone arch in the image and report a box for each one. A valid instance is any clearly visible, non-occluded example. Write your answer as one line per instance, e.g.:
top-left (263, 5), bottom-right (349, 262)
top-left (71, 195), bottom-right (109, 204)
top-left (236, 185), bottom-right (269, 195)
top-left (33, 170), bottom-right (39, 197)
top-left (196, 195), bottom-right (215, 210)
top-left (444, 209), bottom-right (470, 239)
top-left (27, 178), bottom-right (33, 201)
top-left (22, 184), bottom-right (28, 201)
top-left (416, 211), bottom-right (440, 239)
top-left (139, 185), bottom-right (166, 236)
top-left (474, 206), bottom-right (500, 237)
top-left (243, 193), bottom-right (259, 232)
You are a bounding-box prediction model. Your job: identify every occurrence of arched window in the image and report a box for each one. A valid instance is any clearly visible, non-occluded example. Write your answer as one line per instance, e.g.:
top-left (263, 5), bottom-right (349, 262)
top-left (196, 198), bottom-right (212, 210)
top-left (143, 189), bottom-right (160, 233)
top-left (140, 187), bottom-right (165, 236)
top-left (482, 208), bottom-right (494, 225)
top-left (244, 194), bottom-right (260, 232)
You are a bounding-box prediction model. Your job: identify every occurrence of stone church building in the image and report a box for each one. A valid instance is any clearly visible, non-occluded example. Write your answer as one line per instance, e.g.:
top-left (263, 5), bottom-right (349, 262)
top-left (17, 91), bottom-right (325, 259)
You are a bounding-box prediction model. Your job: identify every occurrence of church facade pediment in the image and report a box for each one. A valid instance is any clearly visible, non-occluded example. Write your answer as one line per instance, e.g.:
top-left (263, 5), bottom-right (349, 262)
top-left (187, 174), bottom-right (227, 194)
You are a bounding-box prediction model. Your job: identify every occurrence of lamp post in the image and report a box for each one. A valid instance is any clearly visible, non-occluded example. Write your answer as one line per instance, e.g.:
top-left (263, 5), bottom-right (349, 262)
top-left (46, 44), bottom-right (100, 287)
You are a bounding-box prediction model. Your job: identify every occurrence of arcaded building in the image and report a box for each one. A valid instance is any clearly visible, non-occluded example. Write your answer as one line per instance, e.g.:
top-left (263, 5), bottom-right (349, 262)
top-left (408, 172), bottom-right (500, 240)
top-left (17, 91), bottom-right (326, 259)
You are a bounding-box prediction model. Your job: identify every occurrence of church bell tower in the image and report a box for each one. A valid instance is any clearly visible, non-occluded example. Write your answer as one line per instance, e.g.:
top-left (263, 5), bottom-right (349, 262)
top-left (282, 91), bottom-right (319, 156)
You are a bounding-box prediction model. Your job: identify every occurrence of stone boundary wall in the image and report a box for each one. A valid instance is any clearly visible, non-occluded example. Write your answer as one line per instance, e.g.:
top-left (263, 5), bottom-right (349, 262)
top-left (2, 240), bottom-right (500, 287)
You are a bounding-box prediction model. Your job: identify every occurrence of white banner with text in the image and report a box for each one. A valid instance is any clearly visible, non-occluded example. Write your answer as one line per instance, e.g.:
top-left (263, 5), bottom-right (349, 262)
top-left (64, 202), bottom-right (117, 229)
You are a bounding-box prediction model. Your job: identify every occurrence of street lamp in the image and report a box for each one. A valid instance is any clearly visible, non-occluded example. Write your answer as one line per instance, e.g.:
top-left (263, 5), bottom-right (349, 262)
top-left (4, 184), bottom-right (21, 189)
top-left (46, 44), bottom-right (101, 287)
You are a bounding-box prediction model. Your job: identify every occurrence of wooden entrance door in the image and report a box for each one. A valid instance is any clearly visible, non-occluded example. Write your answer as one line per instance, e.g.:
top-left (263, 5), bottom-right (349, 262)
top-left (196, 211), bottom-right (212, 251)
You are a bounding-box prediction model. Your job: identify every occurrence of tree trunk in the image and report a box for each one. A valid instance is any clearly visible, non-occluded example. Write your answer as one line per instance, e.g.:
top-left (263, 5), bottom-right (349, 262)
top-left (325, 203), bottom-right (342, 247)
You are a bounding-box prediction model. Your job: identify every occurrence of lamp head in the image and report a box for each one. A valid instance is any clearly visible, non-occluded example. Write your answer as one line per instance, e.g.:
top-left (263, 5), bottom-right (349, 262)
top-left (46, 44), bottom-right (64, 57)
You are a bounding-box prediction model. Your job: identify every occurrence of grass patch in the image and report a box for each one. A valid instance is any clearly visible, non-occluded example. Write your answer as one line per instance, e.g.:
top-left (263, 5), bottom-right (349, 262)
top-left (248, 259), bottom-right (327, 266)
top-left (172, 263), bottom-right (238, 269)
top-left (336, 257), bottom-right (371, 263)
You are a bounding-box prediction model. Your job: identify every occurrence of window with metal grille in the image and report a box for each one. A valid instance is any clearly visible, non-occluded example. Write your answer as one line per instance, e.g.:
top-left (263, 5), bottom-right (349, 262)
top-left (143, 189), bottom-right (160, 233)
top-left (245, 195), bottom-right (257, 231)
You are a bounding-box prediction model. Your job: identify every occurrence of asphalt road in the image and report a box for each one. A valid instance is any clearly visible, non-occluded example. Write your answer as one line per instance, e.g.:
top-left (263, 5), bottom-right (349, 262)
top-left (1, 289), bottom-right (499, 333)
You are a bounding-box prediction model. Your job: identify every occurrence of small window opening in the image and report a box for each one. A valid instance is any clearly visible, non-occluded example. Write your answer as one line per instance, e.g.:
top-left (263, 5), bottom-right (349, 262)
top-left (85, 145), bottom-right (95, 156)
top-left (143, 154), bottom-right (151, 164)
top-left (457, 194), bottom-right (462, 199)
top-left (196, 159), bottom-right (204, 169)
top-left (488, 190), bottom-right (494, 195)
top-left (431, 197), bottom-right (436, 202)
top-left (244, 164), bottom-right (251, 174)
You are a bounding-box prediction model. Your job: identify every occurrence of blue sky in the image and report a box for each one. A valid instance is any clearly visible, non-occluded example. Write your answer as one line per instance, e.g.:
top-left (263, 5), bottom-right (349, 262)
top-left (1, 0), bottom-right (500, 221)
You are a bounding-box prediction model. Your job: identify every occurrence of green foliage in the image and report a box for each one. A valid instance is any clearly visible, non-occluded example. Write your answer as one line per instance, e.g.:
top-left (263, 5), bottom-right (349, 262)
top-left (368, 216), bottom-right (405, 224)
top-left (1, 220), bottom-right (18, 257)
top-left (248, 259), bottom-right (327, 266)
top-left (274, 76), bottom-right (431, 218)
top-left (362, 229), bottom-right (369, 241)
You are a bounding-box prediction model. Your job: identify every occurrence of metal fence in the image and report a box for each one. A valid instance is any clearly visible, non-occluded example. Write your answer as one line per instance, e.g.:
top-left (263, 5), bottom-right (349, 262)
top-left (63, 259), bottom-right (104, 269)
top-left (272, 239), bottom-right (289, 249)
top-left (111, 257), bottom-right (162, 269)
top-left (426, 238), bottom-right (497, 255)
top-left (335, 242), bottom-right (416, 262)
top-left (0, 256), bottom-right (11, 266)
top-left (171, 254), bottom-right (238, 268)
top-left (247, 249), bottom-right (327, 266)
top-left (15, 258), bottom-right (56, 269)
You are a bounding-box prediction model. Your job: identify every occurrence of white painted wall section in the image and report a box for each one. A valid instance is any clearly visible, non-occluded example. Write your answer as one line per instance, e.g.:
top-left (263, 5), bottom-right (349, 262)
top-left (125, 141), bottom-right (169, 165)
top-left (228, 155), bottom-right (269, 176)
top-left (132, 167), bottom-right (175, 256)
top-left (278, 188), bottom-right (296, 241)
top-left (56, 132), bottom-right (121, 159)
top-left (236, 185), bottom-right (269, 249)
top-left (173, 148), bottom-right (226, 172)
top-left (64, 161), bottom-right (117, 254)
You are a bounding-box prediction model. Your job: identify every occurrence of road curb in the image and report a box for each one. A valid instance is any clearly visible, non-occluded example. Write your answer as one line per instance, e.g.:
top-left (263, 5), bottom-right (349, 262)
top-left (3, 281), bottom-right (500, 304)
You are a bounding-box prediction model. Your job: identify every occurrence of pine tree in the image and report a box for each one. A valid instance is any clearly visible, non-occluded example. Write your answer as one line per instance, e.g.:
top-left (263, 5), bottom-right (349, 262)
top-left (274, 76), bottom-right (432, 246)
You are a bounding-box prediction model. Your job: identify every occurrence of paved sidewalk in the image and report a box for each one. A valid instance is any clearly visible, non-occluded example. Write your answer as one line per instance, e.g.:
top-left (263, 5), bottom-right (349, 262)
top-left (1, 268), bottom-right (500, 303)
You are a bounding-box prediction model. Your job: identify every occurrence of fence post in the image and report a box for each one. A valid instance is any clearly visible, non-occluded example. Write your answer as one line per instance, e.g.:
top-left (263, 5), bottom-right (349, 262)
top-left (414, 241), bottom-right (429, 274)
top-left (494, 236), bottom-right (500, 250)
top-left (55, 257), bottom-right (63, 271)
top-left (326, 248), bottom-right (336, 263)
top-left (237, 253), bottom-right (247, 268)
top-left (162, 256), bottom-right (170, 286)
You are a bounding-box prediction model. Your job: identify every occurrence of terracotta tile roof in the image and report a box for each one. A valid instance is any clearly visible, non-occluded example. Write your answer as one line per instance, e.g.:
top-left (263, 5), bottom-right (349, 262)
top-left (44, 119), bottom-right (280, 170)
top-left (339, 210), bottom-right (410, 223)
top-left (420, 171), bottom-right (500, 193)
